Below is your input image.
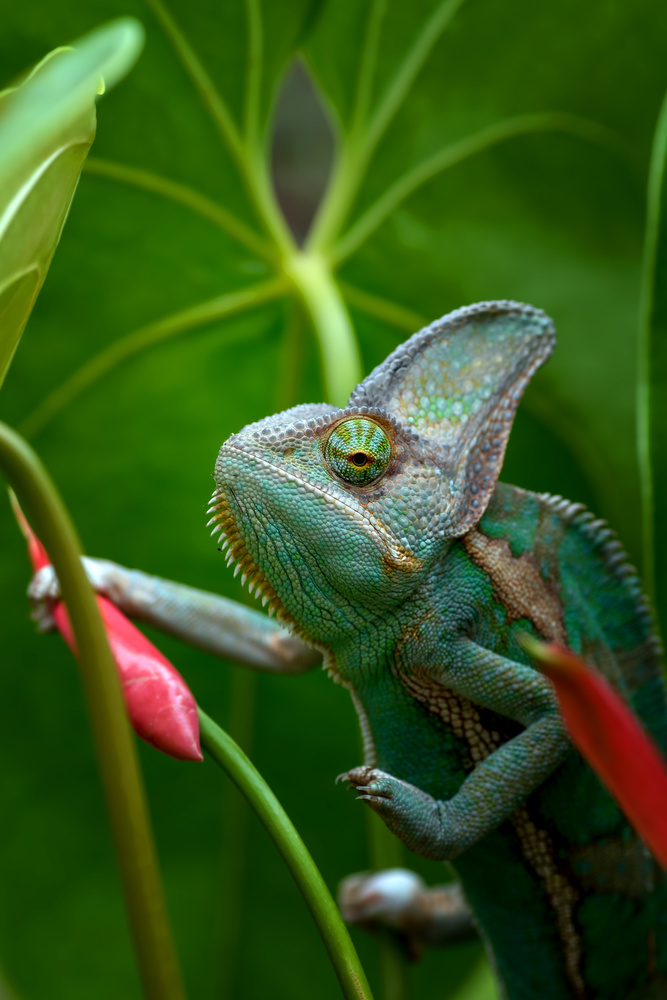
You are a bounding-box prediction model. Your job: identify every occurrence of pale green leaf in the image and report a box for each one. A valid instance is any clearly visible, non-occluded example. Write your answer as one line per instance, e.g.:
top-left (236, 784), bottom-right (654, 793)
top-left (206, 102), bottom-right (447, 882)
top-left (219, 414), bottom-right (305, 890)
top-left (0, 18), bottom-right (144, 387)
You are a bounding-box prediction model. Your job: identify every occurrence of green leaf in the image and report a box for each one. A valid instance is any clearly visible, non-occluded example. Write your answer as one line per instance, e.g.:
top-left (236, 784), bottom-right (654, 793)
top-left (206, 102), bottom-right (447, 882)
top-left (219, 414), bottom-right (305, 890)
top-left (638, 88), bottom-right (667, 640)
top-left (305, 0), bottom-right (667, 559)
top-left (3, 2), bottom-right (667, 999)
top-left (0, 19), bottom-right (144, 389)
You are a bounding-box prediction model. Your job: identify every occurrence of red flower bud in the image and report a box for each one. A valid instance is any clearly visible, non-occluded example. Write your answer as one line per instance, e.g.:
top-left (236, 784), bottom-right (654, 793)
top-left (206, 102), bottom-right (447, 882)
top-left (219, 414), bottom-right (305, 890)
top-left (522, 635), bottom-right (667, 869)
top-left (13, 496), bottom-right (202, 762)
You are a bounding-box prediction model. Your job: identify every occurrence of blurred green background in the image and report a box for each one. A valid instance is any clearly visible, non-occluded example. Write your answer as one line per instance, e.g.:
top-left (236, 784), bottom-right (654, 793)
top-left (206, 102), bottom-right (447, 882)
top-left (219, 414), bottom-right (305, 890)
top-left (1, 1), bottom-right (666, 998)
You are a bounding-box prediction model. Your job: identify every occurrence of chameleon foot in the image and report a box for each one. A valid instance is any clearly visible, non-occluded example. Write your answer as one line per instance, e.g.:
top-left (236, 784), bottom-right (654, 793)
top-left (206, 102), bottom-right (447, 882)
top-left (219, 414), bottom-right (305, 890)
top-left (340, 767), bottom-right (456, 861)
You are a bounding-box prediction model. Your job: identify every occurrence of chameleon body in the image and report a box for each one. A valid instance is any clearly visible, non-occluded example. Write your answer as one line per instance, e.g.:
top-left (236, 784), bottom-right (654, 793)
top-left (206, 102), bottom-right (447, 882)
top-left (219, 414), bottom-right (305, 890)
top-left (209, 301), bottom-right (667, 1000)
top-left (29, 301), bottom-right (667, 998)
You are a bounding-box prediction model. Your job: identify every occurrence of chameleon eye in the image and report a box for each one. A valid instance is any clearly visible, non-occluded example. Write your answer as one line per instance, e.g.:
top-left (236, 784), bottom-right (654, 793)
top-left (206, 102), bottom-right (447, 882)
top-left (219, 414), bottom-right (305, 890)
top-left (324, 418), bottom-right (391, 486)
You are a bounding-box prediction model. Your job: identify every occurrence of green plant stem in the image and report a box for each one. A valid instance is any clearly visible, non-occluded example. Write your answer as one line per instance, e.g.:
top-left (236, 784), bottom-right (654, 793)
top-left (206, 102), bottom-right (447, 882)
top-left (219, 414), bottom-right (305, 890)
top-left (198, 708), bottom-right (374, 1000)
top-left (0, 423), bottom-right (185, 1000)
top-left (638, 89), bottom-right (667, 628)
top-left (19, 277), bottom-right (289, 438)
top-left (146, 0), bottom-right (294, 255)
top-left (307, 0), bottom-right (466, 253)
top-left (284, 252), bottom-right (361, 405)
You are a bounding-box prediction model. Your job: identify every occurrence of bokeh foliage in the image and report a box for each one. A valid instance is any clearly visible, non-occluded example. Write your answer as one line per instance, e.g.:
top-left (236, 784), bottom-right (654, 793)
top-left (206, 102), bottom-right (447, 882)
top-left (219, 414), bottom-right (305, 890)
top-left (1, 1), bottom-right (667, 998)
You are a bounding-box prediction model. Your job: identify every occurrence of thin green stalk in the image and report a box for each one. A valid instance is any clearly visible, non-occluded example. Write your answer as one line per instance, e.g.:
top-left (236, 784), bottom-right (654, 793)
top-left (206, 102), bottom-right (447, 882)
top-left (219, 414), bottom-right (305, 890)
top-left (332, 114), bottom-right (627, 264)
top-left (0, 424), bottom-right (185, 1000)
top-left (198, 708), bottom-right (374, 1000)
top-left (339, 282), bottom-right (425, 333)
top-left (145, 0), bottom-right (244, 163)
top-left (284, 252), bottom-right (361, 405)
top-left (308, 0), bottom-right (465, 252)
top-left (638, 89), bottom-right (667, 624)
top-left (19, 277), bottom-right (289, 438)
top-left (84, 158), bottom-right (276, 262)
top-left (366, 0), bottom-right (467, 153)
top-left (147, 0), bottom-right (295, 254)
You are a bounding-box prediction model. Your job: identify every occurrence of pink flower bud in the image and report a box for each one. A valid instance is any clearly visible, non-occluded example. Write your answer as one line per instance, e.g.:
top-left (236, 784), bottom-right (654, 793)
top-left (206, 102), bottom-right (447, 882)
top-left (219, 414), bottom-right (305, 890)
top-left (523, 636), bottom-right (667, 869)
top-left (13, 497), bottom-right (202, 762)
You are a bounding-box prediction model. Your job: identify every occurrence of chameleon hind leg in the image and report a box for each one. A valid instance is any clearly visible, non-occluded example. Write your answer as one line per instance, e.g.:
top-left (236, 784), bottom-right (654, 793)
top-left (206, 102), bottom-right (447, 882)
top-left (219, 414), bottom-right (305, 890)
top-left (28, 557), bottom-right (320, 674)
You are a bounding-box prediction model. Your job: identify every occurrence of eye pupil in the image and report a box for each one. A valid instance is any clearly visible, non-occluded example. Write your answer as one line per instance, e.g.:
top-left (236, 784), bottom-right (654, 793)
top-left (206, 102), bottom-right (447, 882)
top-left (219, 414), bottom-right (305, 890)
top-left (350, 452), bottom-right (368, 467)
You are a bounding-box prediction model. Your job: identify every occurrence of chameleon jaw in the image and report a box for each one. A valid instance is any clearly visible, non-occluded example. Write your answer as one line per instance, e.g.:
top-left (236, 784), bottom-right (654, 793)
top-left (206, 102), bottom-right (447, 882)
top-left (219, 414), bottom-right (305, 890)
top-left (206, 484), bottom-right (342, 680)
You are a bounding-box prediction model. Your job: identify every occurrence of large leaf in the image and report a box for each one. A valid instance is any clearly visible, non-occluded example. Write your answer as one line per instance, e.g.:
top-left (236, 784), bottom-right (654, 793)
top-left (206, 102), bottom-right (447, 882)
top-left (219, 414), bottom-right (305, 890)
top-left (1, 2), bottom-right (667, 1000)
top-left (0, 19), bottom-right (144, 388)
top-left (305, 0), bottom-right (667, 560)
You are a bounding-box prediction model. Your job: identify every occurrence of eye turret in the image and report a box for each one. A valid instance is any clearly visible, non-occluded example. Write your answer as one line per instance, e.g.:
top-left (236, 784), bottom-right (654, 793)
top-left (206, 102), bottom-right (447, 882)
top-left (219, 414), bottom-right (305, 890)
top-left (324, 418), bottom-right (391, 486)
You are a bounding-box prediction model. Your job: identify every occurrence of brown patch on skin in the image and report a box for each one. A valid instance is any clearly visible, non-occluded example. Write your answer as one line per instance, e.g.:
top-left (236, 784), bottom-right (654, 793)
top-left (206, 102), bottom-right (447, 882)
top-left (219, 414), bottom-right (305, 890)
top-left (400, 666), bottom-right (584, 996)
top-left (464, 528), bottom-right (566, 643)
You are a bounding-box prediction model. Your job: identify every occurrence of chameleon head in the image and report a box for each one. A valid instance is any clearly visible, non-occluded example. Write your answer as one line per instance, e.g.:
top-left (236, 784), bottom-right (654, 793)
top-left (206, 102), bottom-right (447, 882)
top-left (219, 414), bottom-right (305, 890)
top-left (210, 301), bottom-right (555, 647)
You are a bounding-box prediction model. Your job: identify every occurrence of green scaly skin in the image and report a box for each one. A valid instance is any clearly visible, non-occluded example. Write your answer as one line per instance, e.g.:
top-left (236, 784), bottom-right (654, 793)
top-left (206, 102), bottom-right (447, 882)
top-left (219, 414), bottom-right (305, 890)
top-left (209, 301), bottom-right (667, 1000)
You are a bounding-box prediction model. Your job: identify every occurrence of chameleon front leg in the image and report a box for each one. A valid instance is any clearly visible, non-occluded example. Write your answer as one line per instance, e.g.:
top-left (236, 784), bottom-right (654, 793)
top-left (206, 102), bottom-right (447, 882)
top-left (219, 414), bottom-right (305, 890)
top-left (28, 558), bottom-right (321, 674)
top-left (344, 639), bottom-right (569, 860)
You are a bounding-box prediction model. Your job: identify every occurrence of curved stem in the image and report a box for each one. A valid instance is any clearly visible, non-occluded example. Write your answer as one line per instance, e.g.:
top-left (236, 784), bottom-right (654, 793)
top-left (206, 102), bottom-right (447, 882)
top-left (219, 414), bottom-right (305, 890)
top-left (19, 277), bottom-right (289, 438)
top-left (284, 253), bottom-right (361, 405)
top-left (332, 114), bottom-right (628, 264)
top-left (0, 424), bottom-right (185, 1000)
top-left (198, 708), bottom-right (374, 1000)
top-left (84, 158), bottom-right (276, 262)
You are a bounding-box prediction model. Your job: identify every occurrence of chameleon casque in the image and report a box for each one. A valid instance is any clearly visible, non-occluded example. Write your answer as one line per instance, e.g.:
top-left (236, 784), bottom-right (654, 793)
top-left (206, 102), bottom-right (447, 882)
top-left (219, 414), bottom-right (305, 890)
top-left (30, 301), bottom-right (667, 999)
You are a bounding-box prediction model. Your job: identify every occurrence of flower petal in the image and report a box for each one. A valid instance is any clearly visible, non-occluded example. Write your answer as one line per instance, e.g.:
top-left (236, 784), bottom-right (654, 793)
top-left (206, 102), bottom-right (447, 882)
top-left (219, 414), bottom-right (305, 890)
top-left (522, 635), bottom-right (667, 869)
top-left (12, 492), bottom-right (202, 762)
